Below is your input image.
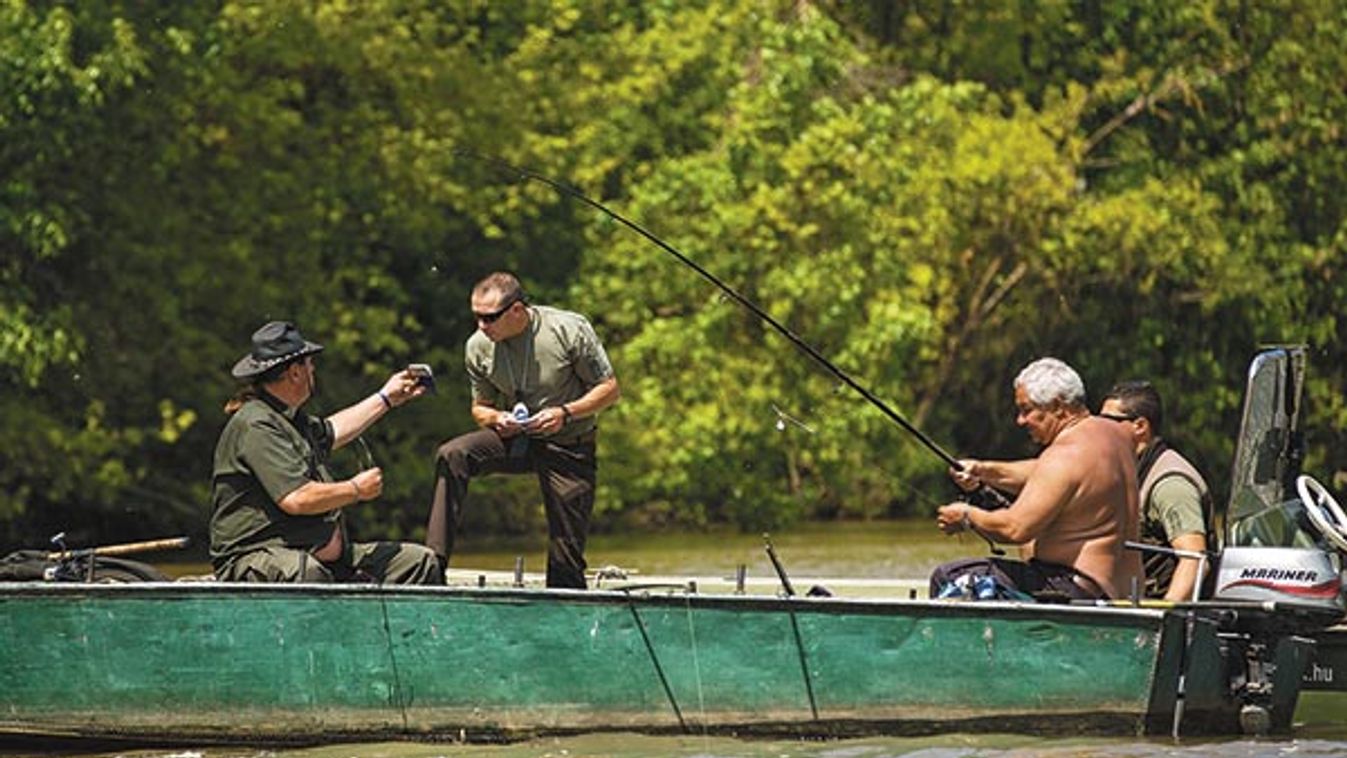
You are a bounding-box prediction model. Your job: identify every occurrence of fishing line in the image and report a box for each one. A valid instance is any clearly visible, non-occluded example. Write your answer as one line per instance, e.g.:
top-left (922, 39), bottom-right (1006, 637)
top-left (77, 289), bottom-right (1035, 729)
top-left (354, 436), bottom-right (376, 471)
top-left (453, 150), bottom-right (1010, 513)
top-left (772, 403), bottom-right (815, 434)
top-left (624, 595), bottom-right (688, 732)
top-left (377, 591), bottom-right (412, 731)
top-left (682, 595), bottom-right (710, 740)
top-left (788, 611), bottom-right (820, 721)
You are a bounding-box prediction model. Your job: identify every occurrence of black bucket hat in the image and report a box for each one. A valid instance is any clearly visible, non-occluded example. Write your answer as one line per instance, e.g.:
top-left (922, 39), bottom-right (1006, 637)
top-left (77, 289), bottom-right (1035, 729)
top-left (231, 321), bottom-right (325, 379)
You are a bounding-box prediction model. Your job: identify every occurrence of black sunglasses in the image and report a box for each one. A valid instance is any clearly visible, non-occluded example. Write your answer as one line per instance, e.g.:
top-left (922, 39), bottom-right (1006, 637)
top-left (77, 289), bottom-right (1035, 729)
top-left (1099, 412), bottom-right (1138, 422)
top-left (473, 297), bottom-right (521, 325)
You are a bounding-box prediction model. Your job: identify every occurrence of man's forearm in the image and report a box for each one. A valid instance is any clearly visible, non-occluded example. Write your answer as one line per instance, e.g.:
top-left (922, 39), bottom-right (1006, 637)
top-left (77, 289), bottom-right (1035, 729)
top-left (1163, 533), bottom-right (1208, 602)
top-left (564, 376), bottom-right (620, 419)
top-left (278, 479), bottom-right (362, 516)
top-left (964, 505), bottom-right (1033, 545)
top-left (472, 401), bottom-right (503, 428)
top-left (1164, 561), bottom-right (1202, 602)
top-left (971, 458), bottom-right (1036, 493)
top-left (329, 392), bottom-right (390, 448)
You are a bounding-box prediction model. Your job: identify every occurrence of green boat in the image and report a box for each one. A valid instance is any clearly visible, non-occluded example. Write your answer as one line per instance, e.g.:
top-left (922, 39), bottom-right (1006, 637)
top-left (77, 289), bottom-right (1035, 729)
top-left (1, 346), bottom-right (1343, 745)
top-left (0, 581), bottom-right (1321, 744)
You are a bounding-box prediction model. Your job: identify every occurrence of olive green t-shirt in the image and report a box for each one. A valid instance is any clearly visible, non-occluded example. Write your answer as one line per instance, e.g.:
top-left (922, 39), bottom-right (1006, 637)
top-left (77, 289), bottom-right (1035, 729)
top-left (209, 394), bottom-right (340, 567)
top-left (1148, 475), bottom-right (1206, 541)
top-left (465, 305), bottom-right (614, 442)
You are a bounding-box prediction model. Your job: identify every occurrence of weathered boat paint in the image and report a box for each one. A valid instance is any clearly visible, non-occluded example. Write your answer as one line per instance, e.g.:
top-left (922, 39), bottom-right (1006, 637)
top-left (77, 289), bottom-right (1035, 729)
top-left (0, 581), bottom-right (1268, 744)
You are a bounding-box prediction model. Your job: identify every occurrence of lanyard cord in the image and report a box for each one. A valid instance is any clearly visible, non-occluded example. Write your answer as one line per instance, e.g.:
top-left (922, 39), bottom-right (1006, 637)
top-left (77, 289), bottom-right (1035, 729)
top-left (498, 310), bottom-right (535, 403)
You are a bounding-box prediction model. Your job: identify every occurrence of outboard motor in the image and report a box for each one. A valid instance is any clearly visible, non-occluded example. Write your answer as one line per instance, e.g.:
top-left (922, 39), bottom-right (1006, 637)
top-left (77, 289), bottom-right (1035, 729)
top-left (1215, 544), bottom-right (1346, 616)
top-left (1214, 346), bottom-right (1347, 620)
top-left (1215, 485), bottom-right (1347, 616)
top-left (1200, 347), bottom-right (1344, 735)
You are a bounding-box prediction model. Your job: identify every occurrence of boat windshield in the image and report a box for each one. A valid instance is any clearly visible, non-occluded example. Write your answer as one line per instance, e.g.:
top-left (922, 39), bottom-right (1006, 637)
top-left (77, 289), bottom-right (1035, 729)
top-left (1228, 498), bottom-right (1320, 548)
top-left (1225, 347), bottom-right (1309, 547)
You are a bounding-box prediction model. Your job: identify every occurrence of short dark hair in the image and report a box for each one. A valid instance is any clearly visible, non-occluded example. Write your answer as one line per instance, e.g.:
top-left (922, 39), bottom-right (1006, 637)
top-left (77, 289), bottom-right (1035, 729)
top-left (1103, 380), bottom-right (1163, 433)
top-left (472, 271), bottom-right (526, 306)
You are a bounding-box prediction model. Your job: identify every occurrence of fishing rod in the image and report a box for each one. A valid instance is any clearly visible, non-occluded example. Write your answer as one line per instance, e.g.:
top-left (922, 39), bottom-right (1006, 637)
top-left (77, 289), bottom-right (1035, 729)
top-left (456, 150), bottom-right (1010, 512)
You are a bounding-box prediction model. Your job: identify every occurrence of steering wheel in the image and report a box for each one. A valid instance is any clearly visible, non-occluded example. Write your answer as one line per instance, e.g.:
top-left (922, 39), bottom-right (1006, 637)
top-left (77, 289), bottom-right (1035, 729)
top-left (1295, 474), bottom-right (1347, 553)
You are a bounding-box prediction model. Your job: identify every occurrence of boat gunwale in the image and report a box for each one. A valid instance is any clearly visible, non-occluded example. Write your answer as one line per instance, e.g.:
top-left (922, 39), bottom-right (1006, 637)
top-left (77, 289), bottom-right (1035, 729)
top-left (0, 579), bottom-right (1185, 624)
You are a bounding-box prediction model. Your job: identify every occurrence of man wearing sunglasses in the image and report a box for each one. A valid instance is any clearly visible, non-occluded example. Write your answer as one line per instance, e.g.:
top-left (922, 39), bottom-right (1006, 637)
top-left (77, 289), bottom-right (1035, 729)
top-left (426, 271), bottom-right (620, 589)
top-left (210, 321), bottom-right (443, 585)
top-left (1100, 381), bottom-right (1212, 601)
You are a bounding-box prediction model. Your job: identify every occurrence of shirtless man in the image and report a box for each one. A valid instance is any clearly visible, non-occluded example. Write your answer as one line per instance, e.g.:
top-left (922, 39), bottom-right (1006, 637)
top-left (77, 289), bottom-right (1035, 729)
top-left (929, 357), bottom-right (1143, 600)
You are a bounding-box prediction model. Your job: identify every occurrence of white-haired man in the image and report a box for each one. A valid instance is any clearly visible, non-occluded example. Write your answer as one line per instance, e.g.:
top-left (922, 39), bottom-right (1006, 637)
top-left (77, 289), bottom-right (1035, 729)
top-left (930, 357), bottom-right (1143, 600)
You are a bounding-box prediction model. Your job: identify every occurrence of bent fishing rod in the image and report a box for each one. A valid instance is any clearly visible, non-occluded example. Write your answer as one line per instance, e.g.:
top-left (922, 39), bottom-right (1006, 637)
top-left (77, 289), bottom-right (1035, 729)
top-left (457, 150), bottom-right (1010, 512)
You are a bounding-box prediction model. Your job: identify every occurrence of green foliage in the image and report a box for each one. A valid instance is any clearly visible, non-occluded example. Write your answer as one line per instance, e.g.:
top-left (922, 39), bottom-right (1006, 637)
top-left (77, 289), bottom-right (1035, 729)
top-left (2, 0), bottom-right (1345, 551)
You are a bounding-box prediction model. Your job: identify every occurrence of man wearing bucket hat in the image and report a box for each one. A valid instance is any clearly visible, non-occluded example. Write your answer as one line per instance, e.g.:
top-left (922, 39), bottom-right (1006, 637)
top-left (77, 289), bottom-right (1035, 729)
top-left (209, 320), bottom-right (443, 585)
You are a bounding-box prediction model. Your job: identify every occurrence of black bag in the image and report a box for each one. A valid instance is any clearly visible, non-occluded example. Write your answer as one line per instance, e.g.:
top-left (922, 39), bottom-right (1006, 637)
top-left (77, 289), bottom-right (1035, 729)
top-left (0, 550), bottom-right (52, 581)
top-left (0, 549), bottom-right (169, 582)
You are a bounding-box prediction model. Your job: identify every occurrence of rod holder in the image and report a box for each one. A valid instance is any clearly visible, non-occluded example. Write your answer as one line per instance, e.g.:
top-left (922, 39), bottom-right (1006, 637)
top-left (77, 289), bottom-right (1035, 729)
top-left (763, 533), bottom-right (796, 597)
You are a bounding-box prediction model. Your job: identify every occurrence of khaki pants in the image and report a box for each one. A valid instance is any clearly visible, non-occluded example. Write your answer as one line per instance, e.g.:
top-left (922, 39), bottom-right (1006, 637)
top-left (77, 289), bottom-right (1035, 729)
top-left (218, 541), bottom-right (443, 585)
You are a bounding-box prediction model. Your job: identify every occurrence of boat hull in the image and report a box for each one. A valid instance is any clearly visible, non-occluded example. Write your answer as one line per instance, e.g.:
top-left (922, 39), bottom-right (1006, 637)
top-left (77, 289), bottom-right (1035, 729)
top-left (0, 582), bottom-right (1301, 743)
top-left (1306, 625), bottom-right (1347, 692)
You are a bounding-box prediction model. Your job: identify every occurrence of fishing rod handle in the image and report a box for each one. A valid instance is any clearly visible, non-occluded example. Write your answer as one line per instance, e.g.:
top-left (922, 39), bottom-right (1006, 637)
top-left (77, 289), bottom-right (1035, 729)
top-left (965, 485), bottom-right (1013, 511)
top-left (47, 536), bottom-right (190, 560)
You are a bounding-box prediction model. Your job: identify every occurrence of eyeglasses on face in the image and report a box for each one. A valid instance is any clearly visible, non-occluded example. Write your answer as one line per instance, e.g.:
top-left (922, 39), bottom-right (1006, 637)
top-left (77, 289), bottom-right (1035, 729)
top-left (1099, 412), bottom-right (1138, 422)
top-left (473, 297), bottom-right (520, 325)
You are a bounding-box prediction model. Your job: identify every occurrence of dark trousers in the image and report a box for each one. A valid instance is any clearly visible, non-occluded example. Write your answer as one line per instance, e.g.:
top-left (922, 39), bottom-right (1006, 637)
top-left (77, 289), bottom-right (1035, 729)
top-left (928, 556), bottom-right (1109, 601)
top-left (427, 428), bottom-right (596, 589)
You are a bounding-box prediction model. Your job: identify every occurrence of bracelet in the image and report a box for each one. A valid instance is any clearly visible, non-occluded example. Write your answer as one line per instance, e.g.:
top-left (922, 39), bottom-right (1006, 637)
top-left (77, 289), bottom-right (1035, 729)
top-left (961, 506), bottom-right (972, 532)
top-left (377, 390), bottom-right (392, 410)
top-left (349, 480), bottom-right (361, 504)
top-left (561, 405), bottom-right (573, 425)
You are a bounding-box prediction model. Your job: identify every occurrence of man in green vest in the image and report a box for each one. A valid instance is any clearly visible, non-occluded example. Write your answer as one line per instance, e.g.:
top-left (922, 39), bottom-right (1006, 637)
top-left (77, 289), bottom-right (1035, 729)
top-left (425, 272), bottom-right (620, 589)
top-left (210, 321), bottom-right (443, 585)
top-left (1100, 381), bottom-right (1213, 601)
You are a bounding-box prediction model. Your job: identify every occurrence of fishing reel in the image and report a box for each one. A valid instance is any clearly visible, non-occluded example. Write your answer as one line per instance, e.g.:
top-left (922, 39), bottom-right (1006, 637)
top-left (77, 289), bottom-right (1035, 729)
top-left (946, 461), bottom-right (1011, 555)
top-left (958, 486), bottom-right (1011, 556)
top-left (966, 484), bottom-right (1013, 511)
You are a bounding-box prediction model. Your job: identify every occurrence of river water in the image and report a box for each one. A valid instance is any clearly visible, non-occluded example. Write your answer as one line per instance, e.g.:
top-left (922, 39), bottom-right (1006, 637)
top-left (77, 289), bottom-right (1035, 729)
top-left (12, 521), bottom-right (1346, 758)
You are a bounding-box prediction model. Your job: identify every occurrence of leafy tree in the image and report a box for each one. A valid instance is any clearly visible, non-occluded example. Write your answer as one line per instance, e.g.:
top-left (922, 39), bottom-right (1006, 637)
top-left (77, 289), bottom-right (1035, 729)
top-left (3, 0), bottom-right (1345, 550)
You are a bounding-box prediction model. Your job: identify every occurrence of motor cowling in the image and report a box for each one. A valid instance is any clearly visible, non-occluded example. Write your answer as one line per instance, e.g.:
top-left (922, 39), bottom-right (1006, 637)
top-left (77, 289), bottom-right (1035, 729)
top-left (1212, 545), bottom-right (1346, 616)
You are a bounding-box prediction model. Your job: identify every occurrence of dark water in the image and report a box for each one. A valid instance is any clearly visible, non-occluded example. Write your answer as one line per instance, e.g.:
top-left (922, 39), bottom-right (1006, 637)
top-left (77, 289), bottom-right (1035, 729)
top-left (17, 521), bottom-right (1347, 758)
top-left (14, 723), bottom-right (1347, 758)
